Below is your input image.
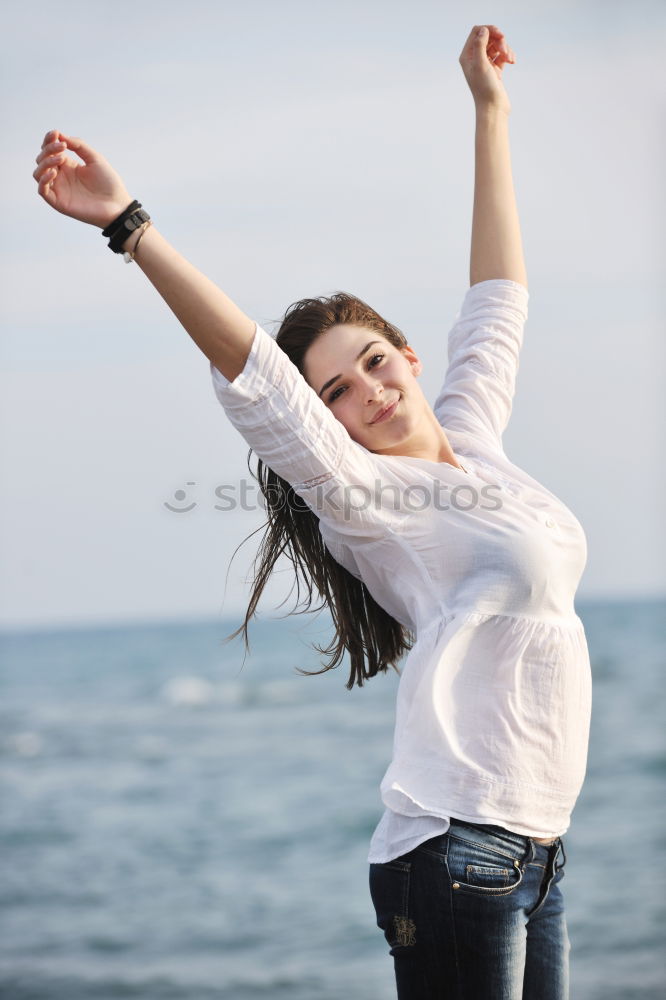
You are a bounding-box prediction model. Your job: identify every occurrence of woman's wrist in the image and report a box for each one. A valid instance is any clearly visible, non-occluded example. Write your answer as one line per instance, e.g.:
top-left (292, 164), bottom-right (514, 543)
top-left (96, 198), bottom-right (134, 231)
top-left (121, 226), bottom-right (142, 253)
top-left (475, 100), bottom-right (511, 120)
top-left (121, 220), bottom-right (154, 259)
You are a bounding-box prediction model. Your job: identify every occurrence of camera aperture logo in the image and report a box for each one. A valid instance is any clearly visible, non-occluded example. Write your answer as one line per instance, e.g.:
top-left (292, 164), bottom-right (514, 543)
top-left (163, 478), bottom-right (503, 519)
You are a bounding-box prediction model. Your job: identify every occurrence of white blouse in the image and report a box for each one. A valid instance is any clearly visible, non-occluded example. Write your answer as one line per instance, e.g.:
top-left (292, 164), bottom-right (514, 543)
top-left (209, 279), bottom-right (592, 864)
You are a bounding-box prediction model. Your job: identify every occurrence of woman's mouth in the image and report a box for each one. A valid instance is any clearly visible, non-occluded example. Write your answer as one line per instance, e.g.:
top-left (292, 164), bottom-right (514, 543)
top-left (370, 398), bottom-right (399, 424)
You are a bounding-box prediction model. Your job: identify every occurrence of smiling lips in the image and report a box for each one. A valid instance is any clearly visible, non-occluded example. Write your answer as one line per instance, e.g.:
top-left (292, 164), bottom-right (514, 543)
top-left (370, 397), bottom-right (399, 424)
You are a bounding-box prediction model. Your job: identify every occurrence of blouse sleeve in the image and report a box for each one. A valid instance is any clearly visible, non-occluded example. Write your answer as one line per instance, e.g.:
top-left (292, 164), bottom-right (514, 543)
top-left (432, 279), bottom-right (529, 455)
top-left (209, 322), bottom-right (400, 541)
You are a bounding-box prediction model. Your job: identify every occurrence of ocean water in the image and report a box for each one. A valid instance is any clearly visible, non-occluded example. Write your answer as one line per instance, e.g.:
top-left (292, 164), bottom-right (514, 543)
top-left (1, 598), bottom-right (664, 1000)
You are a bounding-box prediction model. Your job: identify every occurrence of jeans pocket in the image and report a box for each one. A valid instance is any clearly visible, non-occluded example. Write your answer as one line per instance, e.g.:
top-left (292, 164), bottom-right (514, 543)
top-left (369, 860), bottom-right (417, 950)
top-left (445, 834), bottom-right (523, 896)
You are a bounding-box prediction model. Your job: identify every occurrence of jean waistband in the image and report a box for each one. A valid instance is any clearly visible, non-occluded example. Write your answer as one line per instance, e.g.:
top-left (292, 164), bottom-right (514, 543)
top-left (448, 817), bottom-right (562, 860)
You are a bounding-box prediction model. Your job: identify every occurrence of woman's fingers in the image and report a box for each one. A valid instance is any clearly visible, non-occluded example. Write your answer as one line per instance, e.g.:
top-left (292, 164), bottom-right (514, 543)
top-left (58, 134), bottom-right (100, 165)
top-left (33, 159), bottom-right (50, 181)
top-left (38, 148), bottom-right (66, 164)
top-left (32, 152), bottom-right (66, 181)
top-left (481, 26), bottom-right (516, 67)
top-left (461, 25), bottom-right (514, 63)
top-left (485, 25), bottom-right (507, 50)
top-left (489, 44), bottom-right (510, 66)
top-left (38, 166), bottom-right (56, 187)
top-left (36, 131), bottom-right (101, 169)
top-left (477, 24), bottom-right (513, 61)
top-left (36, 139), bottom-right (67, 162)
top-left (41, 129), bottom-right (61, 149)
top-left (37, 166), bottom-right (58, 205)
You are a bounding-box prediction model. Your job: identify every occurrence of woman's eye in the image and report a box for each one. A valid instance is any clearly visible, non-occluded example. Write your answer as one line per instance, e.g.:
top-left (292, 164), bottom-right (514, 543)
top-left (327, 354), bottom-right (384, 403)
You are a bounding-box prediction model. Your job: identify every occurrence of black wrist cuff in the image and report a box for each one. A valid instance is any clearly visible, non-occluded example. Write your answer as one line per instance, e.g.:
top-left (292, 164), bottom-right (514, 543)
top-left (105, 205), bottom-right (152, 254)
top-left (102, 200), bottom-right (141, 237)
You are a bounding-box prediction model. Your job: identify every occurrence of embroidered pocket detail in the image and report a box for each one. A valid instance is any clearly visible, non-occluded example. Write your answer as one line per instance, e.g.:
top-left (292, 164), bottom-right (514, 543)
top-left (466, 863), bottom-right (510, 887)
top-left (393, 915), bottom-right (417, 947)
top-left (369, 860), bottom-right (416, 951)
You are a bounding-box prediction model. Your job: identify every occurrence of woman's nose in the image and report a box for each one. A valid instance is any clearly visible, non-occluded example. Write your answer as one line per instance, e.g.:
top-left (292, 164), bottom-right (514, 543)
top-left (364, 379), bottom-right (383, 403)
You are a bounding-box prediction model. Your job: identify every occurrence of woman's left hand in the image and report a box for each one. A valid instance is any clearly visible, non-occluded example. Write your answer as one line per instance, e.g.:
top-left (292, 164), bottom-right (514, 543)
top-left (459, 25), bottom-right (516, 114)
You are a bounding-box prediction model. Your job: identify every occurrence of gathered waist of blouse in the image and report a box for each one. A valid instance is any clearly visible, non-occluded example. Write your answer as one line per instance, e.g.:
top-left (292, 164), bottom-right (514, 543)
top-left (417, 606), bottom-right (587, 638)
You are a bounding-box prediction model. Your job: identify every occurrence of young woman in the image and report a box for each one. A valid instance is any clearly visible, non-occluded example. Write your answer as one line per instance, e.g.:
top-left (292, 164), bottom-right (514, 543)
top-left (34, 24), bottom-right (590, 1000)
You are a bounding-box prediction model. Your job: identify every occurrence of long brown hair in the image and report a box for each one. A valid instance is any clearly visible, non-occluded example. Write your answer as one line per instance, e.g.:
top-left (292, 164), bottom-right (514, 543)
top-left (224, 292), bottom-right (416, 689)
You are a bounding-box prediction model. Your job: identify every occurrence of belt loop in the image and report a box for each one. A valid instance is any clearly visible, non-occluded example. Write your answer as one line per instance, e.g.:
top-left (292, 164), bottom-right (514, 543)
top-left (522, 836), bottom-right (536, 870)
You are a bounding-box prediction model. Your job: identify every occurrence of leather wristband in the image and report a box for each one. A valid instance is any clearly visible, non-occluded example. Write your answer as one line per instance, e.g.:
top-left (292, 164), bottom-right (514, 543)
top-left (102, 200), bottom-right (140, 237)
top-left (102, 201), bottom-right (152, 254)
top-left (107, 207), bottom-right (151, 254)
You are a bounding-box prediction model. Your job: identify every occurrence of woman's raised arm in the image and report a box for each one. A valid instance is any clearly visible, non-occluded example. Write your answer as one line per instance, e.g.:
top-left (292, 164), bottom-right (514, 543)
top-left (459, 26), bottom-right (528, 289)
top-left (33, 130), bottom-right (256, 380)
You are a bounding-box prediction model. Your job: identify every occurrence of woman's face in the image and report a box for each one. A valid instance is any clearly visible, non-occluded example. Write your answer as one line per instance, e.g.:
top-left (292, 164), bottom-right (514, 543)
top-left (302, 324), bottom-right (428, 455)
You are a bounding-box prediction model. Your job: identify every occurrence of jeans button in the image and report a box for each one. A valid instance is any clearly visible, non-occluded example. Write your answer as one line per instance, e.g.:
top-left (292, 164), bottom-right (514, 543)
top-left (452, 882), bottom-right (460, 889)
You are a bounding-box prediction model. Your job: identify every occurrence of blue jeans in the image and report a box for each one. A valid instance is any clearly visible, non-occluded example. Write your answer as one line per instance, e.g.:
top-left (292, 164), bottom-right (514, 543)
top-left (369, 818), bottom-right (569, 999)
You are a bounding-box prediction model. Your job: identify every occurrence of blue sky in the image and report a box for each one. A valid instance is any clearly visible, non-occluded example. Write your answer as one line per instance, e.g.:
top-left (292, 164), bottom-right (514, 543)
top-left (2, 0), bottom-right (664, 629)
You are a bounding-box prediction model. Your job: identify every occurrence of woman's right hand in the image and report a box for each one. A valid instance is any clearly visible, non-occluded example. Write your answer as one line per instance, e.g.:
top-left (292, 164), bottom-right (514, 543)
top-left (459, 25), bottom-right (515, 115)
top-left (33, 129), bottom-right (133, 229)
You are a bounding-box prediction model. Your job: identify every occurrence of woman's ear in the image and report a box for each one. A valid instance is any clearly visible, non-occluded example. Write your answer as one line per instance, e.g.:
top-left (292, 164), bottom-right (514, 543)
top-left (402, 344), bottom-right (423, 377)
